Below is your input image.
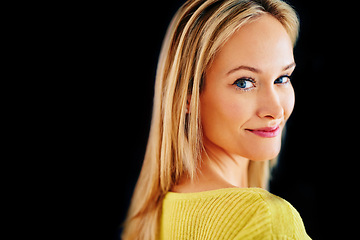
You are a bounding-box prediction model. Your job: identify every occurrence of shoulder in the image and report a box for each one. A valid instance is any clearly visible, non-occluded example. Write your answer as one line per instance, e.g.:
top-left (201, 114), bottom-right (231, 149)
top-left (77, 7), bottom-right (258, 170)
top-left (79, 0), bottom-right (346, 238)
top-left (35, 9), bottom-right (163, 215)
top-left (161, 188), bottom-right (271, 239)
top-left (163, 187), bottom-right (287, 216)
top-left (236, 188), bottom-right (311, 240)
top-left (164, 187), bottom-right (272, 209)
top-left (165, 187), bottom-right (279, 207)
top-left (162, 188), bottom-right (311, 239)
top-left (258, 190), bottom-right (311, 239)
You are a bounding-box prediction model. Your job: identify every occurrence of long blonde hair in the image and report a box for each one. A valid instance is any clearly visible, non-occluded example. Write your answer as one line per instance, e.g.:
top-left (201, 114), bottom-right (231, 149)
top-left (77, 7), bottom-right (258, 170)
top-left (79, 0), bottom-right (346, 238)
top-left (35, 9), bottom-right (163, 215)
top-left (123, 0), bottom-right (299, 239)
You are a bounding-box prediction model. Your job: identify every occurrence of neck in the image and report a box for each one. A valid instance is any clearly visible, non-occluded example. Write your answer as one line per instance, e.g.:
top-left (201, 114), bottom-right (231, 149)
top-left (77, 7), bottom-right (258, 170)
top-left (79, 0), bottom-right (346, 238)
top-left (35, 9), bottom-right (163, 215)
top-left (200, 137), bottom-right (249, 188)
top-left (171, 137), bottom-right (250, 193)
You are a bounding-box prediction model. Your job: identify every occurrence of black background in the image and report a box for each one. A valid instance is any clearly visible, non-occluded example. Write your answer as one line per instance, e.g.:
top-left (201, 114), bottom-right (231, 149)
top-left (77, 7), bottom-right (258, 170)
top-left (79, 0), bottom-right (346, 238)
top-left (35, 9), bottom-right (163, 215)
top-left (86, 1), bottom-right (356, 239)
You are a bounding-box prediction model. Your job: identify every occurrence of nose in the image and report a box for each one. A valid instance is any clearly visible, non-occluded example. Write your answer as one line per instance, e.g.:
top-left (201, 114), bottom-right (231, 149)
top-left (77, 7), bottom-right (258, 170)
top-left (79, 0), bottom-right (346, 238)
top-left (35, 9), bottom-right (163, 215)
top-left (256, 87), bottom-right (284, 120)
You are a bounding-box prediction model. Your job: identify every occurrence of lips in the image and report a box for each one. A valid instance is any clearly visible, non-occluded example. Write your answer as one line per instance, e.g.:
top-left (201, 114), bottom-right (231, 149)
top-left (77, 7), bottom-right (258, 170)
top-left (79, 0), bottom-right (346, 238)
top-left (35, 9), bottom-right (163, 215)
top-left (246, 125), bottom-right (280, 138)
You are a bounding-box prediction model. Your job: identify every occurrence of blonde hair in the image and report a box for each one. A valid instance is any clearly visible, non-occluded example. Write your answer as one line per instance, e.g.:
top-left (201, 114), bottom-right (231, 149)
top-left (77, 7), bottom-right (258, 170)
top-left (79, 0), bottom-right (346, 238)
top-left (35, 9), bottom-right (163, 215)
top-left (122, 0), bottom-right (299, 239)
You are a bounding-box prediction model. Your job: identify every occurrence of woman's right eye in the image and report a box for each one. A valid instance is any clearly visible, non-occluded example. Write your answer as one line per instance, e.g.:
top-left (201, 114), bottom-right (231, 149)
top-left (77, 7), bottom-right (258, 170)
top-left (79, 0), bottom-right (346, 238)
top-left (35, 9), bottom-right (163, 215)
top-left (233, 78), bottom-right (255, 91)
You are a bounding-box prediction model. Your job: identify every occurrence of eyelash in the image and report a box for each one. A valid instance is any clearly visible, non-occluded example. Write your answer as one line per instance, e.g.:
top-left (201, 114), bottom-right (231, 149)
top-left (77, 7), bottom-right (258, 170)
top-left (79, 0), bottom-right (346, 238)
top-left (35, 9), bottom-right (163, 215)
top-left (232, 77), bottom-right (256, 92)
top-left (232, 75), bottom-right (291, 92)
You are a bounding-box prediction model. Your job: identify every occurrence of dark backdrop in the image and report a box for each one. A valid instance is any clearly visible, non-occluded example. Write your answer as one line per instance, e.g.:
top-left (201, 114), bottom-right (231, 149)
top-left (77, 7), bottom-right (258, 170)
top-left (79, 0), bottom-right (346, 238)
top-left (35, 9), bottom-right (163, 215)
top-left (90, 1), bottom-right (355, 239)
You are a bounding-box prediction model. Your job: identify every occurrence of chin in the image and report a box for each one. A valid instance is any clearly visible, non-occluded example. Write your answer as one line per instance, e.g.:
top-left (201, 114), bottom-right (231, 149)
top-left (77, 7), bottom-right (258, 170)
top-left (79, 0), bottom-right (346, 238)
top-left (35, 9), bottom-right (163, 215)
top-left (241, 142), bottom-right (282, 161)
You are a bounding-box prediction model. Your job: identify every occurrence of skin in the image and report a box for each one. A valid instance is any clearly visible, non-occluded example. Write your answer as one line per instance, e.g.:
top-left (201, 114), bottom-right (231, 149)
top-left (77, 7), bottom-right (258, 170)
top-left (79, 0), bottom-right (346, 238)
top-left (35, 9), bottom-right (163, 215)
top-left (173, 14), bottom-right (295, 193)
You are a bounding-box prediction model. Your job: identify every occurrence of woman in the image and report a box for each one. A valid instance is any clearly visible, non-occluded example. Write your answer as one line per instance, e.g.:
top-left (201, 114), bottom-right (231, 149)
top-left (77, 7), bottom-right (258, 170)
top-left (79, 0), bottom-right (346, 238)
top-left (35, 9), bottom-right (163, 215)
top-left (123, 0), bottom-right (311, 239)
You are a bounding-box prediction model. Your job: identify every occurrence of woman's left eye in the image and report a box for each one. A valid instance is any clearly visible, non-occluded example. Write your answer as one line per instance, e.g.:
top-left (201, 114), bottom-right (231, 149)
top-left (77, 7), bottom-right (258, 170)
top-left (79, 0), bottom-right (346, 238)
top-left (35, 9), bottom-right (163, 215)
top-left (274, 75), bottom-right (291, 84)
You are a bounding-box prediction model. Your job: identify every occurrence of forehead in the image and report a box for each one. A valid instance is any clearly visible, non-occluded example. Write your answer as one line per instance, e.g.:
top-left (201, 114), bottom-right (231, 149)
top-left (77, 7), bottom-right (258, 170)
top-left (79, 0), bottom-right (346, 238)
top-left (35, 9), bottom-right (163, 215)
top-left (212, 14), bottom-right (294, 74)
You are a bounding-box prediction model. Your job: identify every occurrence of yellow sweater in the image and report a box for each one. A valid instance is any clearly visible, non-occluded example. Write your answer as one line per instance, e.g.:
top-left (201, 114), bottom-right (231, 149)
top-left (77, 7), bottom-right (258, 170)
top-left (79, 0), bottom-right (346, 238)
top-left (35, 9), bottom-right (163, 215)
top-left (160, 188), bottom-right (311, 239)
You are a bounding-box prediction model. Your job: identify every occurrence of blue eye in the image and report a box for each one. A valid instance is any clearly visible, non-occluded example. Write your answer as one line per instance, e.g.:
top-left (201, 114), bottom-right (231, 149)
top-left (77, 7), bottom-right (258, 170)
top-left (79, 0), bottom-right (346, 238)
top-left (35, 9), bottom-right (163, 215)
top-left (274, 75), bottom-right (291, 84)
top-left (233, 78), bottom-right (255, 90)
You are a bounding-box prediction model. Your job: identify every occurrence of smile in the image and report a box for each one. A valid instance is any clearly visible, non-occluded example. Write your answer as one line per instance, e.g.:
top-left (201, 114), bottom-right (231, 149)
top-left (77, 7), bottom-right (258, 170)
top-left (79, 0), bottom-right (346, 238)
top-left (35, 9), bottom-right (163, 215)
top-left (246, 125), bottom-right (280, 138)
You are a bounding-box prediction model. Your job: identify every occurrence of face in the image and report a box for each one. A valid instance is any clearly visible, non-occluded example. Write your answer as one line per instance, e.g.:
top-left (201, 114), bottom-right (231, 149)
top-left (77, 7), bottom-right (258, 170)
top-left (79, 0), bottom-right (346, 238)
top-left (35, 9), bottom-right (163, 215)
top-left (200, 14), bottom-right (295, 161)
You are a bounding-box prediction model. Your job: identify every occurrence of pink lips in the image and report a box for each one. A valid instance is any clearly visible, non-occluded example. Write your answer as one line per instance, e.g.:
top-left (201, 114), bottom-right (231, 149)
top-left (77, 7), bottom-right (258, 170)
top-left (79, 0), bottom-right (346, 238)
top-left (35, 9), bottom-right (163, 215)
top-left (246, 125), bottom-right (281, 138)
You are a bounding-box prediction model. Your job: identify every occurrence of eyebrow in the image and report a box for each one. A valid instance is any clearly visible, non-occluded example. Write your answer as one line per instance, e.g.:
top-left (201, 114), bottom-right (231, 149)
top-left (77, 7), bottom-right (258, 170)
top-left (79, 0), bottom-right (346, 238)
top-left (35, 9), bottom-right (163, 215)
top-left (226, 62), bottom-right (296, 75)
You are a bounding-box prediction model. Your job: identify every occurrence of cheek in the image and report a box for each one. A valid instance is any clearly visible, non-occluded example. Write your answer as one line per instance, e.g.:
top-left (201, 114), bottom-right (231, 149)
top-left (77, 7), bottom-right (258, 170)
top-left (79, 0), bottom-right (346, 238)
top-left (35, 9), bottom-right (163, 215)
top-left (201, 88), bottom-right (251, 128)
top-left (200, 88), bottom-right (254, 149)
top-left (217, 95), bottom-right (253, 121)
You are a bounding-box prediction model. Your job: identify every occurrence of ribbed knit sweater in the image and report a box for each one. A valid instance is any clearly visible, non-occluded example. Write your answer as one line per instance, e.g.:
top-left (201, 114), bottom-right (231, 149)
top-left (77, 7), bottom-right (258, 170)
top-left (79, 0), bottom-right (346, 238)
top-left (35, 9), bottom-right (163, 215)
top-left (160, 188), bottom-right (311, 239)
